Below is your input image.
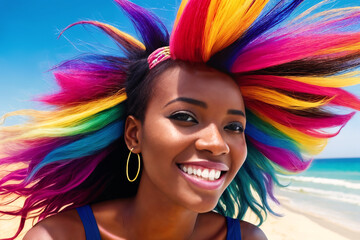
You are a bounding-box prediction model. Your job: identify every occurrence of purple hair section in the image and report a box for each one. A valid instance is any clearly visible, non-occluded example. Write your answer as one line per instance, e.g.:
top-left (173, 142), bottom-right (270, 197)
top-left (0, 150), bottom-right (110, 240)
top-left (0, 137), bottom-right (79, 196)
top-left (115, 0), bottom-right (169, 52)
top-left (263, 173), bottom-right (280, 204)
top-left (0, 149), bottom-right (110, 215)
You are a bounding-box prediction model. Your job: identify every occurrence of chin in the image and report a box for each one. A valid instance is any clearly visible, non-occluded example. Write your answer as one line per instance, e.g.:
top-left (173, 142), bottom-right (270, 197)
top-left (180, 194), bottom-right (222, 213)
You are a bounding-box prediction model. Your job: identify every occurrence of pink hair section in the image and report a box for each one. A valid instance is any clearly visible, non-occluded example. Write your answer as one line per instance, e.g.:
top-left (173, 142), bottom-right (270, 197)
top-left (0, 150), bottom-right (109, 240)
top-left (0, 138), bottom-right (70, 166)
top-left (248, 137), bottom-right (311, 172)
top-left (231, 10), bottom-right (360, 72)
top-left (246, 101), bottom-right (355, 138)
top-left (38, 63), bottom-right (126, 106)
top-left (231, 32), bottom-right (360, 73)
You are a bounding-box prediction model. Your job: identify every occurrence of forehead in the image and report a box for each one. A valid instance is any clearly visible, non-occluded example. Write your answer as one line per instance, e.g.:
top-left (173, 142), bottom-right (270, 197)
top-left (151, 63), bottom-right (244, 109)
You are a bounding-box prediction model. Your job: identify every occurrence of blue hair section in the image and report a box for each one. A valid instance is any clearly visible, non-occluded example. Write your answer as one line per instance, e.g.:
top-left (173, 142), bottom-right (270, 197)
top-left (27, 121), bottom-right (124, 180)
top-left (245, 112), bottom-right (301, 156)
top-left (216, 139), bottom-right (284, 223)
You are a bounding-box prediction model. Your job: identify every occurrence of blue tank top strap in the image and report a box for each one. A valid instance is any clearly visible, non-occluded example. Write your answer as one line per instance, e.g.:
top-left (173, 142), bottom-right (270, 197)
top-left (76, 205), bottom-right (101, 240)
top-left (226, 217), bottom-right (242, 240)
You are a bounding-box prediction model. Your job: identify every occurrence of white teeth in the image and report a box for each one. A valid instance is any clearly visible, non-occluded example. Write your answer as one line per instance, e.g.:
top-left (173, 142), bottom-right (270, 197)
top-left (201, 169), bottom-right (209, 178)
top-left (196, 169), bottom-right (202, 177)
top-left (209, 169), bottom-right (215, 181)
top-left (179, 164), bottom-right (223, 181)
top-left (215, 170), bottom-right (221, 179)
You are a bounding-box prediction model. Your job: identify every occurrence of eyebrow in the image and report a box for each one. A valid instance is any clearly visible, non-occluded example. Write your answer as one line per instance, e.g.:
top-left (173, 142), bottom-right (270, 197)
top-left (227, 109), bottom-right (245, 117)
top-left (164, 97), bottom-right (246, 117)
top-left (164, 97), bottom-right (207, 108)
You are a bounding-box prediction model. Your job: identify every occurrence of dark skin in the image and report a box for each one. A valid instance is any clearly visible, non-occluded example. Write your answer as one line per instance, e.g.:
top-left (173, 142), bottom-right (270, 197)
top-left (24, 64), bottom-right (267, 240)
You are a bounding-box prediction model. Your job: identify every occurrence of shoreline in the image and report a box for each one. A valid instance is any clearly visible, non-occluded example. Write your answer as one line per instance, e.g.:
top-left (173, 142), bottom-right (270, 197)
top-left (280, 201), bottom-right (359, 240)
top-left (252, 196), bottom-right (360, 240)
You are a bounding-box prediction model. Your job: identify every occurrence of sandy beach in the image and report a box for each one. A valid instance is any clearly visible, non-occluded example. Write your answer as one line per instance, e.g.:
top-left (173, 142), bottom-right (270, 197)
top-left (246, 196), bottom-right (360, 240)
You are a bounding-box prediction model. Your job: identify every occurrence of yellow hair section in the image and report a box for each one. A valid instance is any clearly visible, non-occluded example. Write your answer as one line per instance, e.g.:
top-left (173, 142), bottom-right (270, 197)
top-left (93, 21), bottom-right (146, 50)
top-left (202, 0), bottom-right (269, 61)
top-left (252, 110), bottom-right (328, 155)
top-left (316, 41), bottom-right (360, 56)
top-left (174, 0), bottom-right (190, 28)
top-left (240, 86), bottom-right (331, 110)
top-left (0, 91), bottom-right (127, 142)
top-left (95, 21), bottom-right (146, 50)
top-left (288, 72), bottom-right (360, 87)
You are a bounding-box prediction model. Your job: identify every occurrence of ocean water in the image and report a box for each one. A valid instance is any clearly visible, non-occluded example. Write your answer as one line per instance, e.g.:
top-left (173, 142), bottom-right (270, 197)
top-left (275, 158), bottom-right (360, 234)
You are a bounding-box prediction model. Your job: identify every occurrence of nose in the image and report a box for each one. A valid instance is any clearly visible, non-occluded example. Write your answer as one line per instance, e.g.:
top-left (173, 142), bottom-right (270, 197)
top-left (195, 123), bottom-right (230, 156)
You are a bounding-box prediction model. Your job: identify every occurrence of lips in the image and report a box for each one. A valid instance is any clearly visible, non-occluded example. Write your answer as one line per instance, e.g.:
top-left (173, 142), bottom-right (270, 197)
top-left (176, 161), bottom-right (228, 190)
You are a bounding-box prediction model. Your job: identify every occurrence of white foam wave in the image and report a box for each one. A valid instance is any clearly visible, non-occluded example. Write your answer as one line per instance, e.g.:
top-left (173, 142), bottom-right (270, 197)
top-left (278, 175), bottom-right (360, 190)
top-left (281, 186), bottom-right (360, 206)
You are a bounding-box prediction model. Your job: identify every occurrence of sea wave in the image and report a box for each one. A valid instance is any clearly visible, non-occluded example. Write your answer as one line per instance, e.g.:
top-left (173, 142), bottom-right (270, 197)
top-left (278, 175), bottom-right (360, 190)
top-left (281, 186), bottom-right (360, 206)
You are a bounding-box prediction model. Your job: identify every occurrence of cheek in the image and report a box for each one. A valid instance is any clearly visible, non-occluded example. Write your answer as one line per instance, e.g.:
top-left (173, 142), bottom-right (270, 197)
top-left (140, 118), bottom-right (190, 166)
top-left (230, 139), bottom-right (248, 173)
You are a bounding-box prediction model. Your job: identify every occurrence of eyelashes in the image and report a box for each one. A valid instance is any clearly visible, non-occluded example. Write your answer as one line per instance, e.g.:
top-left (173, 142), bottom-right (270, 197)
top-left (224, 122), bottom-right (244, 133)
top-left (167, 111), bottom-right (198, 123)
top-left (167, 111), bottom-right (244, 133)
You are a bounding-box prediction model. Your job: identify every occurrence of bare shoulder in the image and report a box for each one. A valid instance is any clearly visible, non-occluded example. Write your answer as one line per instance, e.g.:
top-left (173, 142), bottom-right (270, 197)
top-left (23, 224), bottom-right (53, 240)
top-left (23, 209), bottom-right (85, 240)
top-left (240, 221), bottom-right (268, 240)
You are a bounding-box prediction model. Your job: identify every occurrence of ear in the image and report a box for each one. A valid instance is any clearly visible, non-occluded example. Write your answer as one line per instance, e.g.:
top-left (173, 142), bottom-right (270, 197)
top-left (124, 115), bottom-right (142, 154)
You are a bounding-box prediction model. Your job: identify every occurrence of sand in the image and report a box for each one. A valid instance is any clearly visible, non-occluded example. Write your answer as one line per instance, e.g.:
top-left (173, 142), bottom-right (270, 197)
top-left (245, 197), bottom-right (360, 240)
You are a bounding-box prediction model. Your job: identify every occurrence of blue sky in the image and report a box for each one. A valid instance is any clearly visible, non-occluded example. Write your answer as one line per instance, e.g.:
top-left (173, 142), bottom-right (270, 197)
top-left (1, 0), bottom-right (359, 158)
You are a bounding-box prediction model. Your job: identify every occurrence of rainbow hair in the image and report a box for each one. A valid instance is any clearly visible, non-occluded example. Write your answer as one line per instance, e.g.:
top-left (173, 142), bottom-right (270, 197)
top-left (1, 0), bottom-right (360, 239)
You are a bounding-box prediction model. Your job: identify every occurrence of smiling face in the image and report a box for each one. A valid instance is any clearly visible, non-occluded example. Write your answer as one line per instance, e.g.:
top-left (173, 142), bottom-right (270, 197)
top-left (126, 63), bottom-right (247, 212)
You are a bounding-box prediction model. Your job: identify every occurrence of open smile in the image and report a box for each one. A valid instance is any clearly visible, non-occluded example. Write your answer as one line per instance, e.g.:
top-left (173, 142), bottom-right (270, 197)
top-left (176, 163), bottom-right (228, 190)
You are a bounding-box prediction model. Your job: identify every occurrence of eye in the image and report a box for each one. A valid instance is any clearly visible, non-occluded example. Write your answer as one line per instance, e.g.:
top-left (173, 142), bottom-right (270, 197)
top-left (167, 111), bottom-right (198, 123)
top-left (224, 122), bottom-right (244, 133)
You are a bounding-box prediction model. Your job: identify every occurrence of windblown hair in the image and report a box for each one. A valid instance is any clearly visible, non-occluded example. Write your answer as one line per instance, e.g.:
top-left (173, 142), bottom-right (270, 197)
top-left (1, 0), bottom-right (360, 239)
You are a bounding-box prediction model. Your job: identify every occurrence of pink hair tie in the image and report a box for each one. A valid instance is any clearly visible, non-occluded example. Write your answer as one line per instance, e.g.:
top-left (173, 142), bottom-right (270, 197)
top-left (147, 46), bottom-right (171, 69)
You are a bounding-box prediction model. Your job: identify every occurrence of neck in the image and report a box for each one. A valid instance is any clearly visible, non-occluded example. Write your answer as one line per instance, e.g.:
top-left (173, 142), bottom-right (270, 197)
top-left (125, 173), bottom-right (199, 240)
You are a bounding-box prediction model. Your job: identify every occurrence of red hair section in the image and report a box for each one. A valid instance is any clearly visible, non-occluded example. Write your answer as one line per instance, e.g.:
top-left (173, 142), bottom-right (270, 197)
top-left (170, 0), bottom-right (211, 61)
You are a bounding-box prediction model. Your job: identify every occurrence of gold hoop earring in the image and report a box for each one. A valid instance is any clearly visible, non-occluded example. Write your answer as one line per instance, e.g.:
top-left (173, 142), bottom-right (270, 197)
top-left (126, 148), bottom-right (141, 182)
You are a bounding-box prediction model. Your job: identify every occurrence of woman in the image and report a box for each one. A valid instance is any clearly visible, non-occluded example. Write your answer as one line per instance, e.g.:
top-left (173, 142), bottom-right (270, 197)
top-left (1, 0), bottom-right (360, 239)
